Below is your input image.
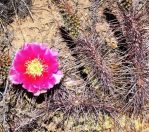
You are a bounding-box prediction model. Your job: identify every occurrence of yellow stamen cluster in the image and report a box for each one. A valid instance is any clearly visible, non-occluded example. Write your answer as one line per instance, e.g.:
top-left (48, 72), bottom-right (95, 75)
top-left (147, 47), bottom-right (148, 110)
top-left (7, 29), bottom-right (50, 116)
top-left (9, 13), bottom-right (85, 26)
top-left (25, 58), bottom-right (44, 77)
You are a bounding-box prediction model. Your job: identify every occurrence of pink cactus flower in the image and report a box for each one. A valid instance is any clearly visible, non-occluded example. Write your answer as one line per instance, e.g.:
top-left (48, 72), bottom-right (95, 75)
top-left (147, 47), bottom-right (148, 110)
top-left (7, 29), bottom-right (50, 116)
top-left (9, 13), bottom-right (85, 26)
top-left (9, 43), bottom-right (63, 96)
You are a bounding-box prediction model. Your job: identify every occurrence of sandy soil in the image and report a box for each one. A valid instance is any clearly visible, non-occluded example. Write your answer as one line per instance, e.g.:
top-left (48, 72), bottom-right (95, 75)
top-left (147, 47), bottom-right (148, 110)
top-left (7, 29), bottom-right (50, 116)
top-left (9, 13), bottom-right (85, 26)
top-left (11, 0), bottom-right (61, 48)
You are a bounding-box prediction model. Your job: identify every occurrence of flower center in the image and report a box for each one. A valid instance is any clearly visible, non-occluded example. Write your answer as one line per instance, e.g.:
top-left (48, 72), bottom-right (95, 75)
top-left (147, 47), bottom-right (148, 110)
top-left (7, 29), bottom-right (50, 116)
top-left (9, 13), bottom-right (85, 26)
top-left (26, 58), bottom-right (44, 77)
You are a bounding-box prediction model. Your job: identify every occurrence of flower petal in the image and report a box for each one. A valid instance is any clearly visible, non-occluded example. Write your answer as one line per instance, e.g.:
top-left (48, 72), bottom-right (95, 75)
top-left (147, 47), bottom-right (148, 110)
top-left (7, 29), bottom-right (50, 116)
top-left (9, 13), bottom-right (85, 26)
top-left (53, 70), bottom-right (63, 84)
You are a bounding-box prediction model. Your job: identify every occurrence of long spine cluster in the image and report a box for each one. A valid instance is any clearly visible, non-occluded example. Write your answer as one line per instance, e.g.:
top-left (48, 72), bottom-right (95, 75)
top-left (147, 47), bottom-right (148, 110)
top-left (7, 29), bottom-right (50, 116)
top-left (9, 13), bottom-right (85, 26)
top-left (117, 1), bottom-right (149, 114)
top-left (76, 38), bottom-right (113, 93)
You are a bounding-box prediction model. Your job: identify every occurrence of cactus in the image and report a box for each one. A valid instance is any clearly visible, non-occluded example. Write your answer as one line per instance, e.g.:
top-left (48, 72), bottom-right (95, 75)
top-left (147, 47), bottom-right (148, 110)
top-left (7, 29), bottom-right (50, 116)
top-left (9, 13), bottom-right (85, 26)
top-left (1, 0), bottom-right (149, 131)
top-left (56, 0), bottom-right (149, 121)
top-left (52, 0), bottom-right (80, 39)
